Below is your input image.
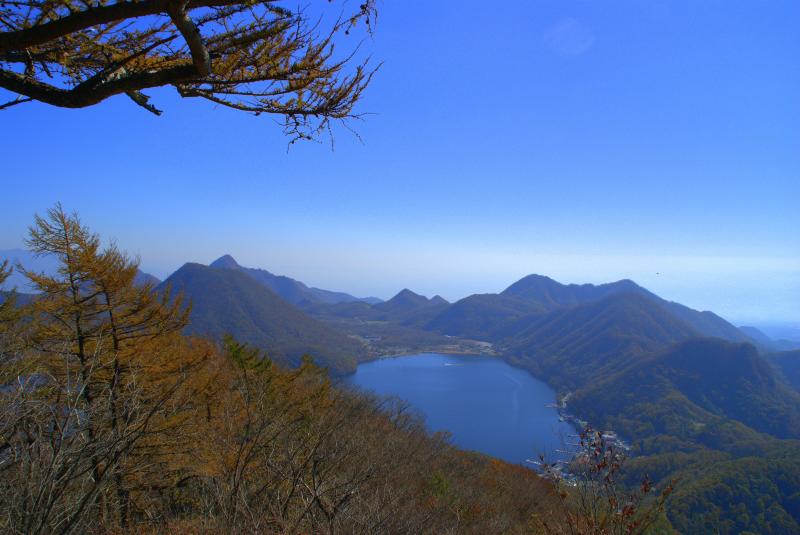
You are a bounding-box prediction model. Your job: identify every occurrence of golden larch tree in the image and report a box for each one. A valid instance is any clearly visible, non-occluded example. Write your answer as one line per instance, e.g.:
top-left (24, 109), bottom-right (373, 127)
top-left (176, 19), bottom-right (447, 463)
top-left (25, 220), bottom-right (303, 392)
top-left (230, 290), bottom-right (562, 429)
top-left (0, 0), bottom-right (377, 140)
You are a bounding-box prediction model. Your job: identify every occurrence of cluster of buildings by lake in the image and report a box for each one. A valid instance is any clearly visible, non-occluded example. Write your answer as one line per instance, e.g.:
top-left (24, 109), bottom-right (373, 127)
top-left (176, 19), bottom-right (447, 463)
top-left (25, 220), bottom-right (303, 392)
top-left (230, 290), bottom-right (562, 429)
top-left (529, 392), bottom-right (632, 483)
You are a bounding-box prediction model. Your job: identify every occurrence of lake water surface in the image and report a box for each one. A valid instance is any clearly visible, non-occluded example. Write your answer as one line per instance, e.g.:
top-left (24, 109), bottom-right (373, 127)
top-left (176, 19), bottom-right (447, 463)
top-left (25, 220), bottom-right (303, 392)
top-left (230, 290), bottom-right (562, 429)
top-left (345, 353), bottom-right (575, 465)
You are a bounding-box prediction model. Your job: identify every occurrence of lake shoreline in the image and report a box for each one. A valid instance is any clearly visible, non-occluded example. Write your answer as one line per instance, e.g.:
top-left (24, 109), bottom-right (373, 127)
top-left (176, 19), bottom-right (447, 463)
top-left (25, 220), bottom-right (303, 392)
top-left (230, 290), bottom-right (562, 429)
top-left (344, 352), bottom-right (578, 466)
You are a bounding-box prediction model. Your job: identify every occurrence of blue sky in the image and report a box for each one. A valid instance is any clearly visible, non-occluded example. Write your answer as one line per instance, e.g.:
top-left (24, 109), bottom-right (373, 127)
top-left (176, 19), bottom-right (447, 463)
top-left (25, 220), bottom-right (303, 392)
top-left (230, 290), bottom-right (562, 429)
top-left (1, 0), bottom-right (798, 325)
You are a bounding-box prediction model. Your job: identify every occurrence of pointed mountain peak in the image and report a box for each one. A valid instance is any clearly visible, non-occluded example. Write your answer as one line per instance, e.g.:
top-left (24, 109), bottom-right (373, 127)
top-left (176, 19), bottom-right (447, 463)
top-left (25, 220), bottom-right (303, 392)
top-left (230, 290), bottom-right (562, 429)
top-left (430, 295), bottom-right (449, 306)
top-left (607, 278), bottom-right (643, 291)
top-left (373, 288), bottom-right (434, 314)
top-left (393, 288), bottom-right (424, 300)
top-left (502, 274), bottom-right (561, 295)
top-left (210, 254), bottom-right (240, 269)
top-left (381, 288), bottom-right (430, 308)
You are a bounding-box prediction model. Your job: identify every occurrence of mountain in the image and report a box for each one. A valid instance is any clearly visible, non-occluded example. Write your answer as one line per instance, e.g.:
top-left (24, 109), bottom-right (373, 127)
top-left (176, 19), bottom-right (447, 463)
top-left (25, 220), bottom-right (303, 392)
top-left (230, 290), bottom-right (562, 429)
top-left (504, 291), bottom-right (700, 390)
top-left (660, 300), bottom-right (749, 343)
top-left (751, 323), bottom-right (800, 343)
top-left (209, 254), bottom-right (381, 306)
top-left (374, 289), bottom-right (431, 314)
top-left (768, 350), bottom-right (800, 391)
top-left (426, 274), bottom-right (749, 347)
top-left (304, 300), bottom-right (377, 320)
top-left (357, 296), bottom-right (384, 305)
top-left (430, 295), bottom-right (449, 306)
top-left (570, 338), bottom-right (800, 443)
top-left (489, 275), bottom-right (800, 534)
top-left (503, 274), bottom-right (749, 343)
top-left (208, 254), bottom-right (240, 269)
top-left (0, 248), bottom-right (59, 291)
top-left (0, 290), bottom-right (35, 307)
top-left (370, 288), bottom-right (450, 327)
top-left (158, 262), bottom-right (366, 373)
top-left (562, 337), bottom-right (800, 533)
top-left (134, 270), bottom-right (161, 287)
top-left (426, 293), bottom-right (544, 340)
top-left (740, 325), bottom-right (774, 345)
top-left (209, 254), bottom-right (316, 305)
top-left (501, 274), bottom-right (644, 310)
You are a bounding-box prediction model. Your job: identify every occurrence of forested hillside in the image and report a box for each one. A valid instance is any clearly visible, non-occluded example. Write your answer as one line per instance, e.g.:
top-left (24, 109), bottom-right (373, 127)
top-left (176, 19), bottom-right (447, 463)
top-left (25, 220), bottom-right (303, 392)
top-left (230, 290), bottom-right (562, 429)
top-left (570, 339), bottom-right (800, 440)
top-left (501, 274), bottom-right (645, 309)
top-left (538, 336), bottom-right (800, 532)
top-left (769, 350), bottom-right (800, 391)
top-left (420, 274), bottom-right (750, 347)
top-left (158, 262), bottom-right (367, 373)
top-left (503, 292), bottom-right (699, 390)
top-left (426, 293), bottom-right (543, 340)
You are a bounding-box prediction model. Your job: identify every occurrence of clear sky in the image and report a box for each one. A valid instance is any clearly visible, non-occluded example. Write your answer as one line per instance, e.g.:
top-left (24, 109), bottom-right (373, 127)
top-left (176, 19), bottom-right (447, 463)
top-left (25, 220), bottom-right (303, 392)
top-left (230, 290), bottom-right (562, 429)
top-left (1, 1), bottom-right (798, 325)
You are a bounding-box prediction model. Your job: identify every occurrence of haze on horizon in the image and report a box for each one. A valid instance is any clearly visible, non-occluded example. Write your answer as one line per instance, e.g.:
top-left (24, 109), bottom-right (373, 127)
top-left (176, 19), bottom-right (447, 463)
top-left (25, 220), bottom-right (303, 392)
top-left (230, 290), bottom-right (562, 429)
top-left (2, 1), bottom-right (798, 326)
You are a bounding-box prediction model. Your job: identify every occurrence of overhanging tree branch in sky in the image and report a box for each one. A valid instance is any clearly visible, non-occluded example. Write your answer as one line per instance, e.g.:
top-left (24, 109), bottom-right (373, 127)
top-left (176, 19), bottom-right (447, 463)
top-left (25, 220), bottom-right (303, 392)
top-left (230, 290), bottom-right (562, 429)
top-left (0, 0), bottom-right (377, 138)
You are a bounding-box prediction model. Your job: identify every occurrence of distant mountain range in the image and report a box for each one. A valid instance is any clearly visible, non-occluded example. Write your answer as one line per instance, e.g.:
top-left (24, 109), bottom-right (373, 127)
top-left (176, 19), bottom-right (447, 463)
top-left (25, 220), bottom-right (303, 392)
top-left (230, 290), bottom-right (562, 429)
top-left (158, 258), bottom-right (456, 370)
top-left (502, 274), bottom-right (644, 308)
top-left (7, 247), bottom-right (796, 377)
top-left (374, 288), bottom-right (448, 313)
top-left (739, 325), bottom-right (800, 352)
top-left (370, 288), bottom-right (449, 328)
top-left (505, 274), bottom-right (747, 342)
top-left (155, 254), bottom-right (769, 386)
top-left (209, 254), bottom-right (382, 306)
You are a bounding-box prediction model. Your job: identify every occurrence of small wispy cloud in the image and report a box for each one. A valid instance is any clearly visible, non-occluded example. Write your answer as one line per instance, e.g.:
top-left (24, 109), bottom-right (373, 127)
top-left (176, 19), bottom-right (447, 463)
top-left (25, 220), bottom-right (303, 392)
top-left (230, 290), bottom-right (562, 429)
top-left (544, 18), bottom-right (595, 56)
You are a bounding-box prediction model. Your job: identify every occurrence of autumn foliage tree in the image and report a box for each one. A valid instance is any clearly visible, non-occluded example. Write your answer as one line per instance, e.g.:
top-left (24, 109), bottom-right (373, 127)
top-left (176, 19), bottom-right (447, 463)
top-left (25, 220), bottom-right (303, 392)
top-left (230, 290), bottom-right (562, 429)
top-left (0, 260), bottom-right (18, 350)
top-left (0, 0), bottom-right (376, 139)
top-left (0, 204), bottom-right (209, 533)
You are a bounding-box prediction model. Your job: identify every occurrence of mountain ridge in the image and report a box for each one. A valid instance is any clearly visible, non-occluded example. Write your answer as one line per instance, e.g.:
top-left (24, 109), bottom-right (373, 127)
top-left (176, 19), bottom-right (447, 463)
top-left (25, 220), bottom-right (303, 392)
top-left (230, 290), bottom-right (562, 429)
top-left (504, 291), bottom-right (701, 390)
top-left (157, 262), bottom-right (366, 373)
top-left (209, 254), bottom-right (382, 306)
top-left (425, 274), bottom-right (751, 350)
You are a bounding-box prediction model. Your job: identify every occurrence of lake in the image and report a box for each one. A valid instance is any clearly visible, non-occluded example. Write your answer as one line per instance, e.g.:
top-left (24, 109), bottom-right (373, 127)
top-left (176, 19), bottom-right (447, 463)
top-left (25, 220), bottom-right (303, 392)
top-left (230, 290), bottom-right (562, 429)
top-left (345, 353), bottom-right (576, 466)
